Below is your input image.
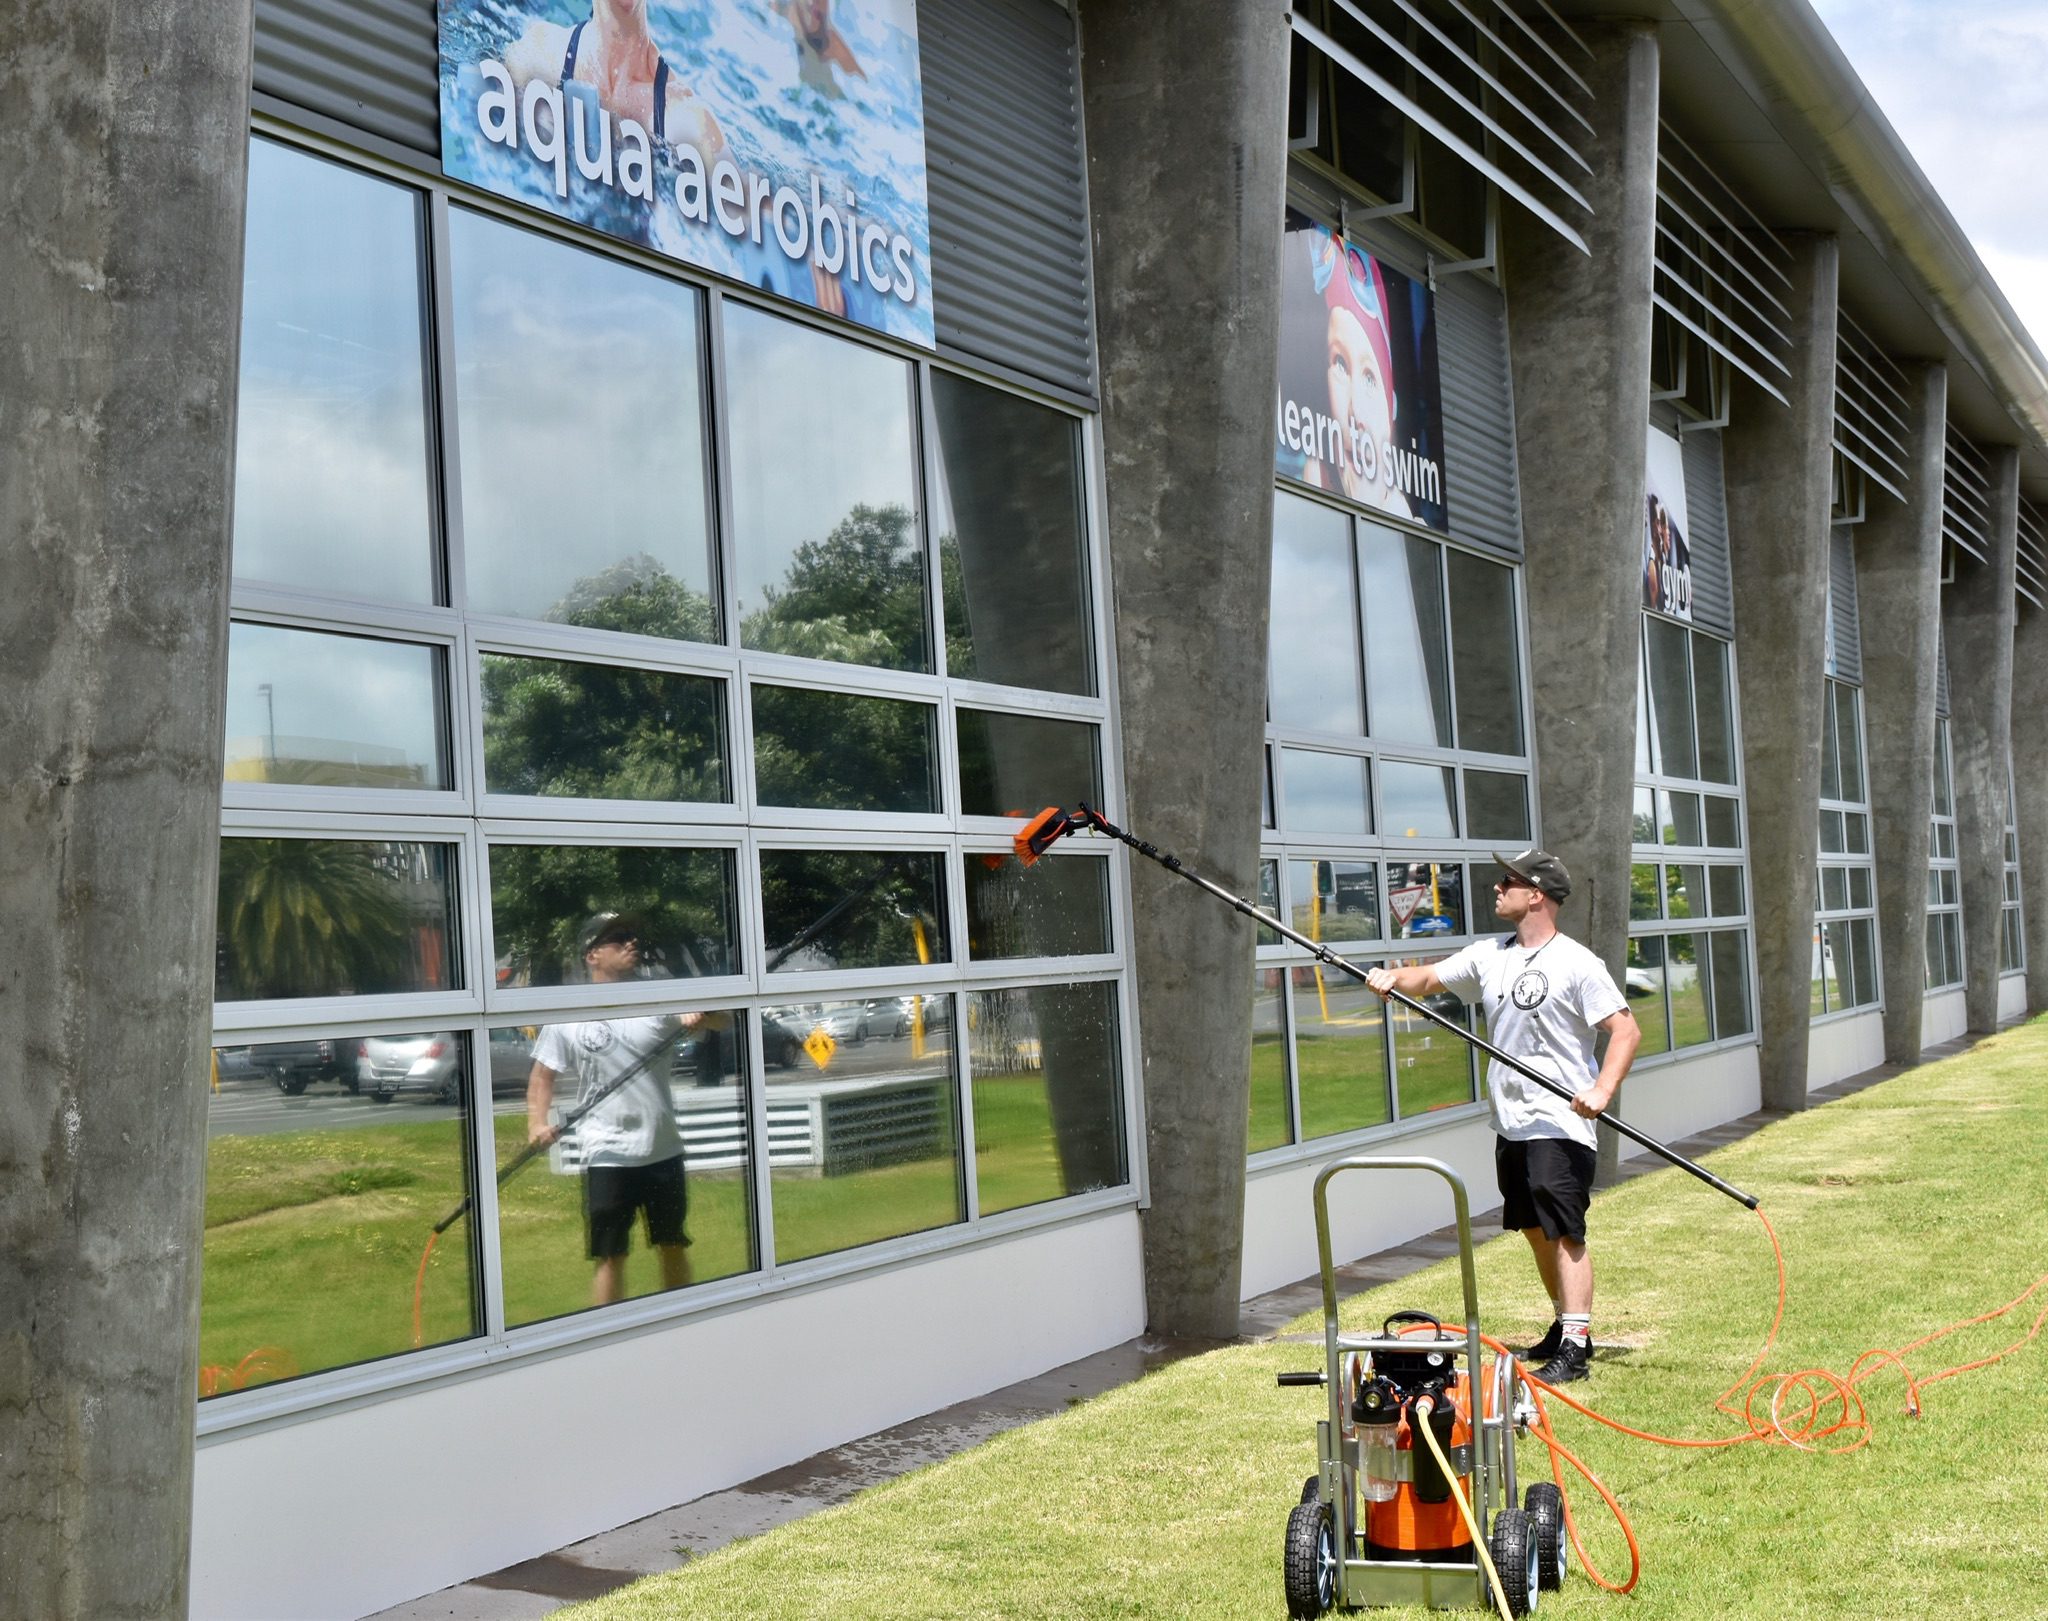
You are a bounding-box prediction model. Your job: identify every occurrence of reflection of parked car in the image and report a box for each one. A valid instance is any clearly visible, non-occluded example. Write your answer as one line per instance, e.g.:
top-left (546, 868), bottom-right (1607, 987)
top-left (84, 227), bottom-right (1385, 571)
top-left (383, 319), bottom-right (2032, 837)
top-left (819, 1002), bottom-right (869, 1045)
top-left (260, 1038), bottom-right (353, 1096)
top-left (867, 994), bottom-right (949, 1037)
top-left (355, 1030), bottom-right (534, 1104)
top-left (760, 1006), bottom-right (808, 1070)
top-left (1624, 966), bottom-right (1659, 997)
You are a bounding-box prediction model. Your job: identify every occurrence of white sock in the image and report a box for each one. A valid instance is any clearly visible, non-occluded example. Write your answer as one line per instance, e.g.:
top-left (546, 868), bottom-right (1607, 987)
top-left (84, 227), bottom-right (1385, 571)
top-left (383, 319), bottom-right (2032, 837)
top-left (1560, 1313), bottom-right (1591, 1349)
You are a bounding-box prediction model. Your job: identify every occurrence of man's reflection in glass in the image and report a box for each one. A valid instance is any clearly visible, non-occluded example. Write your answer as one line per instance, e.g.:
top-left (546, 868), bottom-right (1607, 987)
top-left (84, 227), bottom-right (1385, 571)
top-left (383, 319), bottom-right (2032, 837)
top-left (526, 913), bottom-right (698, 1305)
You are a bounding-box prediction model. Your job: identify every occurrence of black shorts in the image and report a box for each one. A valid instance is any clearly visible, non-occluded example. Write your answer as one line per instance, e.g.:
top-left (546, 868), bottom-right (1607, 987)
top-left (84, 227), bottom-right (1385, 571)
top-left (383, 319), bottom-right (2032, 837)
top-left (1496, 1137), bottom-right (1596, 1243)
top-left (584, 1155), bottom-right (690, 1259)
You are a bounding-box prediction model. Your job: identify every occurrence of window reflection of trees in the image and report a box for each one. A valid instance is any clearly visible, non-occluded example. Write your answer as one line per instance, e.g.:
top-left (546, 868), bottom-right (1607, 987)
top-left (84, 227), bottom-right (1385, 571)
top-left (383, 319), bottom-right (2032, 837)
top-left (741, 503), bottom-right (928, 672)
top-left (216, 839), bottom-right (455, 1001)
top-left (760, 851), bottom-right (947, 973)
top-left (752, 684), bottom-right (937, 813)
top-left (488, 845), bottom-right (736, 986)
top-left (481, 651), bottom-right (726, 804)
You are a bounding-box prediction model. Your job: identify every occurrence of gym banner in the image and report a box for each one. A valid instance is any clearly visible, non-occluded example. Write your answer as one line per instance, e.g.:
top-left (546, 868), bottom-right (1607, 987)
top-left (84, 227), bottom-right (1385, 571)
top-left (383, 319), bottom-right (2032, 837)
top-left (439, 0), bottom-right (934, 349)
top-left (1643, 426), bottom-right (1692, 620)
top-left (1275, 210), bottom-right (1448, 533)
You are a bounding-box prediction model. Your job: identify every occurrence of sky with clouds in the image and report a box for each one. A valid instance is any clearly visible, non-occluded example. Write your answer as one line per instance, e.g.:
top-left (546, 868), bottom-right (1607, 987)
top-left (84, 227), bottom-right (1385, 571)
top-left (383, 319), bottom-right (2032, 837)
top-left (1810, 0), bottom-right (2048, 350)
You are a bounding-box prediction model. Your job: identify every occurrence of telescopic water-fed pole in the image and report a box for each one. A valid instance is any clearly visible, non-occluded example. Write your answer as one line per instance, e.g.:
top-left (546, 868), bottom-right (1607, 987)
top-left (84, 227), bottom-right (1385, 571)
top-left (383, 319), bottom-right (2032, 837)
top-left (1016, 803), bottom-right (1759, 1211)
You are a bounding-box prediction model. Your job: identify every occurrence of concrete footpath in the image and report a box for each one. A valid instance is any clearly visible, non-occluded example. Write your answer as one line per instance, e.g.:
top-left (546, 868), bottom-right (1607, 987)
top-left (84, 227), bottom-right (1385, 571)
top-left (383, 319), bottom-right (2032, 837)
top-left (367, 1053), bottom-right (1920, 1620)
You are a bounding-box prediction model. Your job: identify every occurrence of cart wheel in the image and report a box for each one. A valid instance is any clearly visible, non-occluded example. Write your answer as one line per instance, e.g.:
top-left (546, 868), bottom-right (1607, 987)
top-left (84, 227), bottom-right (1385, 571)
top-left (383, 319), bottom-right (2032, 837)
top-left (1524, 1482), bottom-right (1567, 1590)
top-left (1283, 1499), bottom-right (1337, 1618)
top-left (1299, 1473), bottom-right (1322, 1505)
top-left (1488, 1506), bottom-right (1538, 1617)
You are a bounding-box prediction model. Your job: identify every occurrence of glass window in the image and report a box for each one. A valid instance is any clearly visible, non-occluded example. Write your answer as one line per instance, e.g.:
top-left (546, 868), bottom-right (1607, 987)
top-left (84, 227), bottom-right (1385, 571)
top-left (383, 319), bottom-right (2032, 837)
top-left (1281, 749), bottom-right (1372, 833)
top-left (768, 1001), bottom-right (961, 1261)
top-left (1833, 683), bottom-right (1865, 802)
top-left (480, 655), bottom-right (728, 804)
top-left (233, 140), bottom-right (434, 603)
top-left (1258, 860), bottom-right (1282, 947)
top-left (1625, 937), bottom-right (1670, 1058)
top-left (1644, 617), bottom-right (1697, 779)
top-left (497, 1010), bottom-right (754, 1328)
top-left (1385, 862), bottom-right (1465, 940)
top-left (1380, 761), bottom-right (1458, 839)
top-left (1666, 933), bottom-right (1711, 1048)
top-left (1289, 858), bottom-right (1380, 943)
top-left (1821, 866), bottom-right (1849, 913)
top-left (1291, 964), bottom-right (1390, 1138)
top-left (1665, 865), bottom-right (1705, 920)
top-left (1358, 524), bottom-right (1452, 746)
top-left (1692, 633), bottom-right (1737, 784)
top-left (225, 625), bottom-right (448, 790)
top-left (1709, 933), bottom-right (1753, 1038)
top-left (1268, 493), bottom-right (1364, 733)
top-left (1447, 549), bottom-right (1523, 755)
top-left (1248, 968), bottom-right (1292, 1152)
top-left (1388, 958), bottom-right (1472, 1117)
top-left (1849, 917), bottom-right (1878, 1005)
top-left (725, 304), bottom-right (926, 672)
top-left (488, 845), bottom-right (738, 985)
top-left (760, 850), bottom-right (948, 973)
top-left (1464, 770), bottom-right (1530, 843)
top-left (1630, 864), bottom-right (1662, 922)
top-left (200, 1032), bottom-right (476, 1395)
top-left (216, 838), bottom-right (459, 1001)
top-left (1709, 866), bottom-right (1745, 917)
top-left (970, 982), bottom-right (1125, 1215)
top-left (966, 855), bottom-right (1111, 960)
top-left (752, 685), bottom-right (939, 813)
top-left (932, 372), bottom-right (1093, 695)
top-left (1704, 795), bottom-right (1741, 848)
top-left (448, 211), bottom-right (715, 636)
top-left (956, 711), bottom-right (1101, 819)
top-left (1469, 862), bottom-right (1511, 935)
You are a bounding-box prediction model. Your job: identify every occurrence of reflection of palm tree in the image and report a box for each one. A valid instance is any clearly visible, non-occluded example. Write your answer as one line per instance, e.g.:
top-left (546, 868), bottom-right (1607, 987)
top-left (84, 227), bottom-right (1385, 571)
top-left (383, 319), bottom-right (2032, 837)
top-left (216, 840), bottom-right (415, 999)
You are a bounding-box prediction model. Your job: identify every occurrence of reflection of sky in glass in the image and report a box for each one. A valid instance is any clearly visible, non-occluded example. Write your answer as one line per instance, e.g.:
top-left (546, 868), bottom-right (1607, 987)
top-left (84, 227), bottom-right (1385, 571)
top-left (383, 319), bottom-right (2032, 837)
top-left (724, 303), bottom-right (917, 627)
top-left (1380, 761), bottom-right (1456, 838)
top-left (1358, 524), bottom-right (1451, 746)
top-left (233, 140), bottom-right (434, 602)
top-left (1269, 493), bottom-right (1361, 733)
top-left (450, 210), bottom-right (712, 627)
top-left (224, 624), bottom-right (446, 788)
top-left (1281, 750), bottom-right (1371, 833)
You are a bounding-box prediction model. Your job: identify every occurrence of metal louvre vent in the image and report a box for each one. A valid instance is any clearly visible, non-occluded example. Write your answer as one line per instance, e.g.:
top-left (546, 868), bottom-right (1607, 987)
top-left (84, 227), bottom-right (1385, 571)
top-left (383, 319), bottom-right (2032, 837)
top-left (1434, 272), bottom-right (1522, 559)
top-left (253, 0), bottom-right (441, 163)
top-left (1289, 0), bottom-right (1596, 251)
top-left (921, 0), bottom-right (1096, 400)
top-left (2017, 500), bottom-right (2047, 609)
top-left (1680, 428), bottom-right (1734, 637)
top-left (1652, 124), bottom-right (1793, 407)
top-left (1832, 312), bottom-right (1913, 502)
top-left (1942, 430), bottom-right (1995, 566)
top-left (1827, 526), bottom-right (1862, 684)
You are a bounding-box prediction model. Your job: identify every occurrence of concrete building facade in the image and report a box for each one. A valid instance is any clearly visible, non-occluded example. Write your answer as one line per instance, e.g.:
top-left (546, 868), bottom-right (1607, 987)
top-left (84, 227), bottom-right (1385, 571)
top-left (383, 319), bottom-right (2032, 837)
top-left (7, 2), bottom-right (2048, 1616)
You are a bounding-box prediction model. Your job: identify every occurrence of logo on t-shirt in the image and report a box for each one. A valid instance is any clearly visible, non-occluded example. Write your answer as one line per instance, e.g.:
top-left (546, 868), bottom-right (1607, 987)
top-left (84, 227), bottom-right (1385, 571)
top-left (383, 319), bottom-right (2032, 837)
top-left (577, 1023), bottom-right (616, 1054)
top-left (1510, 969), bottom-right (1550, 1011)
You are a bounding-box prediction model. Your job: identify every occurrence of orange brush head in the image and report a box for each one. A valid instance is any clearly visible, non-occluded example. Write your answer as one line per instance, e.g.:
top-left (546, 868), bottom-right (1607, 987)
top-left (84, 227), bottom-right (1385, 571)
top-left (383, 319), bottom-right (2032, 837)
top-left (1013, 806), bottom-right (1073, 867)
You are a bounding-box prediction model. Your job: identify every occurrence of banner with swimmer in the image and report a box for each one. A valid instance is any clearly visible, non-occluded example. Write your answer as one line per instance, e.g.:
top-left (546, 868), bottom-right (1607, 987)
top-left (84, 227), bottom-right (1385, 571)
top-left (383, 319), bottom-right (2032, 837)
top-left (439, 0), bottom-right (934, 349)
top-left (1275, 210), bottom-right (1448, 533)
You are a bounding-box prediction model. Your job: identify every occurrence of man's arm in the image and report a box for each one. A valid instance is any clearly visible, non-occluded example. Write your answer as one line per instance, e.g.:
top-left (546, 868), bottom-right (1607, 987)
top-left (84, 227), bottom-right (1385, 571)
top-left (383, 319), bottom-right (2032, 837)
top-left (526, 1060), bottom-right (561, 1146)
top-left (1365, 962), bottom-right (1447, 1000)
top-left (1570, 1007), bottom-right (1640, 1118)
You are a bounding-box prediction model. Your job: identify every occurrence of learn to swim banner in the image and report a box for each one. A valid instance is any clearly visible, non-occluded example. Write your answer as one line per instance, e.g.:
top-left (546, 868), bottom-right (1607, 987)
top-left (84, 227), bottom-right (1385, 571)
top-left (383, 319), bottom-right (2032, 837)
top-left (1275, 210), bottom-right (1447, 533)
top-left (439, 0), bottom-right (934, 349)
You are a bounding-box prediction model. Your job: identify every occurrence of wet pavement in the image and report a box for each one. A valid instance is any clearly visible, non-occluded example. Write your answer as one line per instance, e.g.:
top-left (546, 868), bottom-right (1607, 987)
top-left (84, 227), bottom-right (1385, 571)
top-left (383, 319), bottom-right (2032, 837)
top-left (365, 1047), bottom-right (1929, 1619)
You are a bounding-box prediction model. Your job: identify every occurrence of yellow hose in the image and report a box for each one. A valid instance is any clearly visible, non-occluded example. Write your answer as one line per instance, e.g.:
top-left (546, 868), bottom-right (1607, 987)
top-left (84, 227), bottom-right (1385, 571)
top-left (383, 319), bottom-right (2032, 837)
top-left (1415, 1397), bottom-right (1515, 1621)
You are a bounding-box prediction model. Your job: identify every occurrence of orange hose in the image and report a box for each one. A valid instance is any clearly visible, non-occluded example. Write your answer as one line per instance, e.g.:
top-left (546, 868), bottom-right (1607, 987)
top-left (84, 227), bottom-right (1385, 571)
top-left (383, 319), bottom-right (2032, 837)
top-left (1460, 1204), bottom-right (2048, 1596)
top-left (411, 1228), bottom-right (440, 1348)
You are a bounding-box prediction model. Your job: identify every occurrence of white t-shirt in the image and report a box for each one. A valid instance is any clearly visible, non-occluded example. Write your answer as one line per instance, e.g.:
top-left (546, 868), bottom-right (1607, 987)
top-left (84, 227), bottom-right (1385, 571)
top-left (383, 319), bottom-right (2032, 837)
top-left (1432, 932), bottom-right (1629, 1149)
top-left (533, 1014), bottom-right (684, 1168)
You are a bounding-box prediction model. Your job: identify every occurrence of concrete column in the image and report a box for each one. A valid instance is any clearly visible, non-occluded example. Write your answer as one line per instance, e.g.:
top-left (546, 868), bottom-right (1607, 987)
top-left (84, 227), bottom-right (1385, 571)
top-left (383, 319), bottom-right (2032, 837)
top-left (1500, 20), bottom-right (1658, 1177)
top-left (0, 4), bottom-right (250, 1616)
top-left (1943, 447), bottom-right (2021, 1032)
top-left (1723, 234), bottom-right (1840, 1111)
top-left (1079, 0), bottom-right (1289, 1337)
top-left (1853, 364), bottom-right (1948, 1063)
top-left (2013, 591), bottom-right (2048, 1014)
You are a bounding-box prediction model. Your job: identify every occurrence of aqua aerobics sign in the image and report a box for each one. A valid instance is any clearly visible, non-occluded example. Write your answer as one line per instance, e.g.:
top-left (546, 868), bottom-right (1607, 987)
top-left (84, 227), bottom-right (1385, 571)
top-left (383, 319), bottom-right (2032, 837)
top-left (440, 0), bottom-right (933, 349)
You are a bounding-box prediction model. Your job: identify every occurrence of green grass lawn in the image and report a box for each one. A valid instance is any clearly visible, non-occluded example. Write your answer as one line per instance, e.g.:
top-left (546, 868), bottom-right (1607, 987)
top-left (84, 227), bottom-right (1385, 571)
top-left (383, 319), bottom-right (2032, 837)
top-left (561, 1016), bottom-right (2048, 1621)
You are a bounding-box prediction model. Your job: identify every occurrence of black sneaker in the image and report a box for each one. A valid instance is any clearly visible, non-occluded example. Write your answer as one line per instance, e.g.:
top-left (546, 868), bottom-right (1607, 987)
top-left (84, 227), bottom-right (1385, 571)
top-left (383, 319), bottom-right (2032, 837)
top-left (1532, 1338), bottom-right (1591, 1385)
top-left (1515, 1319), bottom-right (1564, 1362)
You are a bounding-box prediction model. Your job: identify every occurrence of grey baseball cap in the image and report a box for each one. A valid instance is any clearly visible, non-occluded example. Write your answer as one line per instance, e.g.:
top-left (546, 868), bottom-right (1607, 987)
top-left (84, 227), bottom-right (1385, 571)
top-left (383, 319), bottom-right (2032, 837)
top-left (1493, 847), bottom-right (1572, 902)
